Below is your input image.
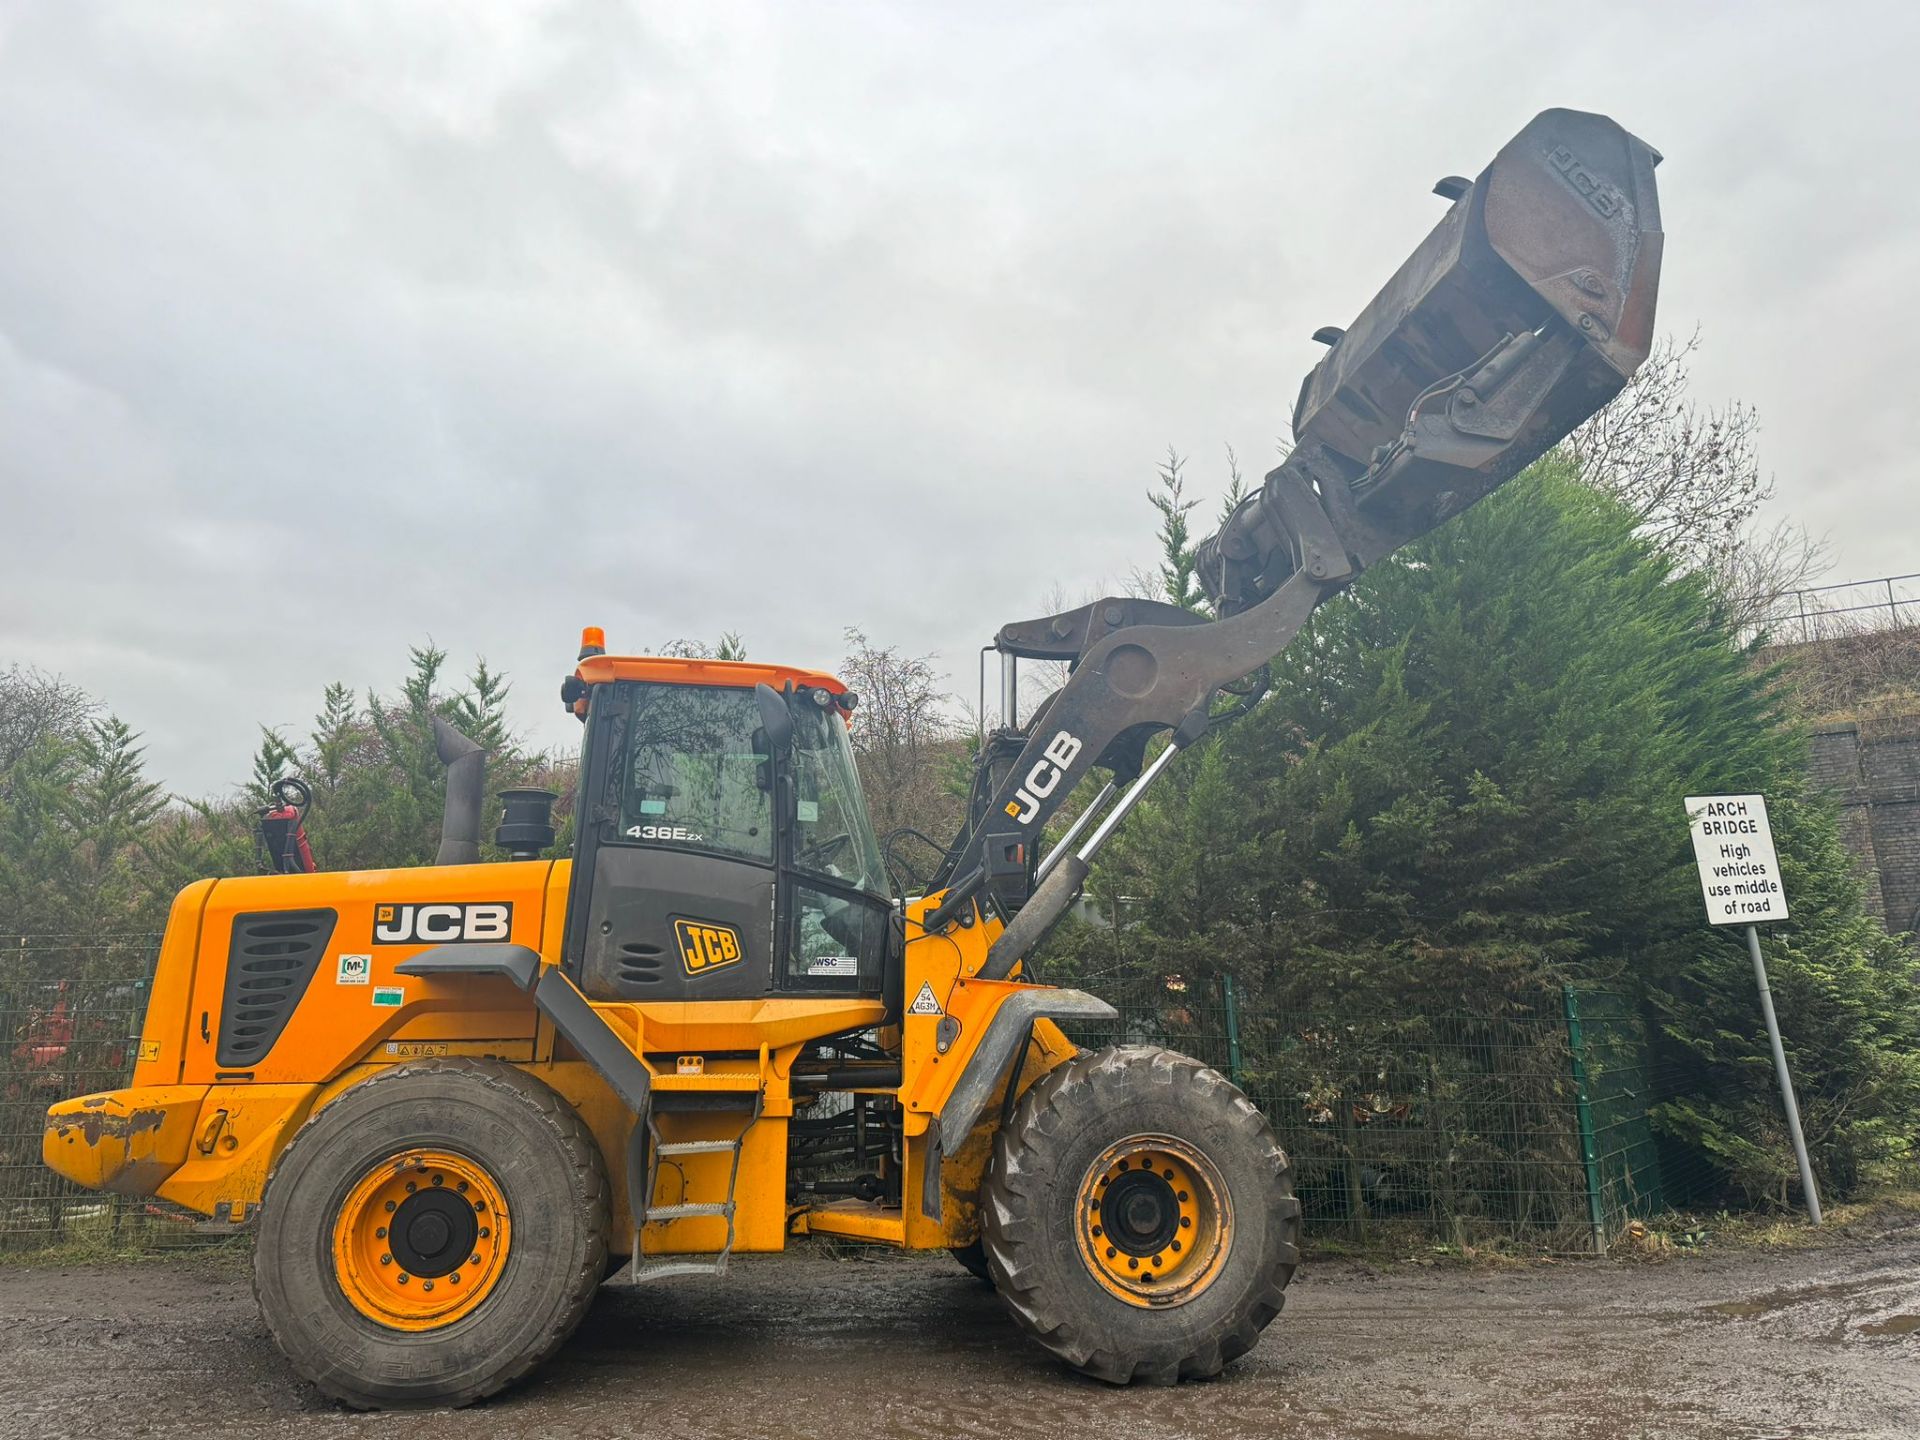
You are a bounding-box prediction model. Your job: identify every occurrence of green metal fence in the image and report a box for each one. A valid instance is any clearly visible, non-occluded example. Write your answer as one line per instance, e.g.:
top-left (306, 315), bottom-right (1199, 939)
top-left (0, 933), bottom-right (218, 1251)
top-left (1, 932), bottom-right (1666, 1255)
top-left (1066, 976), bottom-right (1665, 1253)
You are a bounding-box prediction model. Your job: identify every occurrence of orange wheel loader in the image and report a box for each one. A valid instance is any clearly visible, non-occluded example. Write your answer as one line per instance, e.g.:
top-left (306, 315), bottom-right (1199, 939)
top-left (44, 109), bottom-right (1662, 1408)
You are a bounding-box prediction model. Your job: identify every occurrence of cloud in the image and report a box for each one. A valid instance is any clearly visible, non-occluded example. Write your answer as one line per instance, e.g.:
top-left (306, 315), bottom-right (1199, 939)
top-left (2, 1), bottom-right (1916, 796)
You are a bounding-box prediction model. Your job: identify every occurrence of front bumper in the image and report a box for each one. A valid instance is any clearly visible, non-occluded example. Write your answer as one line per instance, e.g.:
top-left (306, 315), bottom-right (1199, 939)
top-left (43, 1086), bottom-right (208, 1197)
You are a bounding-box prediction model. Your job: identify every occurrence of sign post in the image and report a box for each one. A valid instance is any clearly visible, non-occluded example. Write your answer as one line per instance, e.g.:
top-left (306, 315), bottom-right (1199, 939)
top-left (1684, 794), bottom-right (1822, 1224)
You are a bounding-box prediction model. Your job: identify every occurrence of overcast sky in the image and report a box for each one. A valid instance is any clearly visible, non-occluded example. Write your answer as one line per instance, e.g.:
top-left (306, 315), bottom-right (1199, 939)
top-left (3, 2), bottom-right (1916, 797)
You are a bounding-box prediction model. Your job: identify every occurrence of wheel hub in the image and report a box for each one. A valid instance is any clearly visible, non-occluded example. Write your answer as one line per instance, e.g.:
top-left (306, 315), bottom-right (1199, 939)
top-left (1074, 1134), bottom-right (1232, 1309)
top-left (390, 1188), bottom-right (479, 1279)
top-left (1103, 1169), bottom-right (1181, 1256)
top-left (331, 1149), bottom-right (511, 1331)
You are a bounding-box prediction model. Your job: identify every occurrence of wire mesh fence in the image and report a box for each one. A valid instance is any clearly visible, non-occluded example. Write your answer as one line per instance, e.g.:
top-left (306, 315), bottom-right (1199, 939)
top-left (0, 933), bottom-right (221, 1252)
top-left (1, 931), bottom-right (1671, 1256)
top-left (1063, 977), bottom-right (1667, 1253)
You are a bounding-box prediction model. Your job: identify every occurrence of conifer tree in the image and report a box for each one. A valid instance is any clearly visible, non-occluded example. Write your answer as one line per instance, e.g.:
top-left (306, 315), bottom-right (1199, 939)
top-left (1058, 459), bottom-right (1920, 1202)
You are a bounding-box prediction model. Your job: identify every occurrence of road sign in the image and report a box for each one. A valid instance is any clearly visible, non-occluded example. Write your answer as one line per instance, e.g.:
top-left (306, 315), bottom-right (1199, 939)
top-left (1684, 794), bottom-right (1789, 925)
top-left (1681, 793), bottom-right (1820, 1224)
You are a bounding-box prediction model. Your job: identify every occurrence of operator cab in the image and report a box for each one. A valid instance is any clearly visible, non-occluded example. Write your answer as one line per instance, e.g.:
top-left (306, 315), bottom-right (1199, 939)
top-left (560, 640), bottom-right (893, 1005)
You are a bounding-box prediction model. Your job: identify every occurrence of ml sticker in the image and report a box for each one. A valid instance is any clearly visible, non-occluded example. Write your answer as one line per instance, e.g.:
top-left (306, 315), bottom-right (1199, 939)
top-left (907, 981), bottom-right (943, 1017)
top-left (371, 986), bottom-right (405, 1008)
top-left (336, 953), bottom-right (371, 986)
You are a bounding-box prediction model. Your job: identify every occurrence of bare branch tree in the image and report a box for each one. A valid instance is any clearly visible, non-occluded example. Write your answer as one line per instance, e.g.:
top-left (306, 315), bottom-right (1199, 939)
top-left (0, 666), bottom-right (98, 781)
top-left (1714, 518), bottom-right (1833, 638)
top-left (1564, 329), bottom-right (1768, 569)
top-left (837, 629), bottom-right (966, 880)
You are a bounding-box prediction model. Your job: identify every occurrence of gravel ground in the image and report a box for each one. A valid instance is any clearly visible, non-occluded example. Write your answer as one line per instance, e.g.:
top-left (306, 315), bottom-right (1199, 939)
top-left (0, 1218), bottom-right (1915, 1440)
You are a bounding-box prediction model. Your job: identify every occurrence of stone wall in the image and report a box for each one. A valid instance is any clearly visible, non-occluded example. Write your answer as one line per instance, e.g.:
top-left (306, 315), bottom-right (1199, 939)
top-left (1809, 720), bottom-right (1920, 934)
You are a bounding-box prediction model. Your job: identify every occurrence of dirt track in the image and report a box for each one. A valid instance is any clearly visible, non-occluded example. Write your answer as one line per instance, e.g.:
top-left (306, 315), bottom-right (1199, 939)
top-left (0, 1221), bottom-right (1915, 1440)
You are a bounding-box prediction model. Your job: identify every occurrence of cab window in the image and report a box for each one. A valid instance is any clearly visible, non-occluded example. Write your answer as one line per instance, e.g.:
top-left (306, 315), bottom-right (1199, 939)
top-left (617, 683), bottom-right (773, 863)
top-left (790, 700), bottom-right (889, 897)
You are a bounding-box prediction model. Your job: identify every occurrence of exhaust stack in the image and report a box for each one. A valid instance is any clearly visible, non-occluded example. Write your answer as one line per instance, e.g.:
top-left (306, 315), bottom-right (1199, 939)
top-left (432, 717), bottom-right (486, 866)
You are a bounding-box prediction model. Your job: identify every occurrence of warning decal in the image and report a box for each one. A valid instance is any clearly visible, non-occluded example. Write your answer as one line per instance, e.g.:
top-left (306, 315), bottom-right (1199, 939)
top-left (907, 981), bottom-right (943, 1017)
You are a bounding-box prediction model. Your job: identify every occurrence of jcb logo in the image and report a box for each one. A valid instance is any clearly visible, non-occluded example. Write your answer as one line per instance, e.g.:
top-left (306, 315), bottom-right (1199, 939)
top-left (1546, 144), bottom-right (1624, 219)
top-left (674, 918), bottom-right (743, 976)
top-left (1004, 730), bottom-right (1084, 825)
top-left (373, 902), bottom-right (513, 945)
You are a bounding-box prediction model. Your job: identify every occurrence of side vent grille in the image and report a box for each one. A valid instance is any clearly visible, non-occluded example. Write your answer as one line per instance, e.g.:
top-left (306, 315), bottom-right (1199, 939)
top-left (617, 940), bottom-right (665, 988)
top-left (217, 909), bottom-right (337, 1067)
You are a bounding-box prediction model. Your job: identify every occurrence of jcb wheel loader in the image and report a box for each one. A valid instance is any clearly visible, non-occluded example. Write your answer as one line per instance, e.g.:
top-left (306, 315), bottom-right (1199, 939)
top-left (43, 109), bottom-right (1662, 1408)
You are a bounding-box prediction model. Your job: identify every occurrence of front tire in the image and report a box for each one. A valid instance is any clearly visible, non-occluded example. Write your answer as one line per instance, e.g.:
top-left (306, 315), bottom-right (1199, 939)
top-left (950, 1241), bottom-right (993, 1284)
top-left (253, 1058), bottom-right (610, 1410)
top-left (981, 1046), bottom-right (1299, 1385)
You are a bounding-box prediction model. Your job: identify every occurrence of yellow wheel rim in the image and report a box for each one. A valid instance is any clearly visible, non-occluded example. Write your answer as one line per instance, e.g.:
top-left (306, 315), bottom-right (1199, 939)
top-left (1075, 1134), bottom-right (1231, 1308)
top-left (331, 1149), bottom-right (511, 1331)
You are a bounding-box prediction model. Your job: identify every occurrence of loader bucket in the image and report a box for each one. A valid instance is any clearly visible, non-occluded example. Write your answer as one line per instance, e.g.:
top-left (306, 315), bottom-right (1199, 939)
top-left (1201, 108), bottom-right (1663, 610)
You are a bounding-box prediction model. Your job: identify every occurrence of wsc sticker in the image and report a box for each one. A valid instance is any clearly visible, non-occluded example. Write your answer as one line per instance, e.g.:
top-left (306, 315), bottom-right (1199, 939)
top-left (337, 953), bottom-right (371, 985)
top-left (371, 986), bottom-right (405, 1008)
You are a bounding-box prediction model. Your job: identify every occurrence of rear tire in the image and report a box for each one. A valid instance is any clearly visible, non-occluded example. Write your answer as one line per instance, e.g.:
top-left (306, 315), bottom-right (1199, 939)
top-left (981, 1045), bottom-right (1299, 1385)
top-left (254, 1058), bottom-right (610, 1410)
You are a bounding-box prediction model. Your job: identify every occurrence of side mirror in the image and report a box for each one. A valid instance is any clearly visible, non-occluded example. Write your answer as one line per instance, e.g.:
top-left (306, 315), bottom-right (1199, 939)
top-left (754, 682), bottom-right (793, 754)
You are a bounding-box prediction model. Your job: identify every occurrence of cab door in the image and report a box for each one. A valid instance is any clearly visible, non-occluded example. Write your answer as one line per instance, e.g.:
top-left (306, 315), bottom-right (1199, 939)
top-left (565, 681), bottom-right (780, 1002)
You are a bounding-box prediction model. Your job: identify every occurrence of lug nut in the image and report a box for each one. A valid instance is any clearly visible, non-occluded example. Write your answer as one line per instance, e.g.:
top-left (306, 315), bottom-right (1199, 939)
top-left (375, 1227), bottom-right (387, 1239)
top-left (379, 1254), bottom-right (392, 1266)
top-left (405, 1181), bottom-right (417, 1193)
top-left (384, 1200), bottom-right (396, 1213)
top-left (470, 1253), bottom-right (482, 1265)
top-left (450, 1272), bottom-right (462, 1284)
top-left (478, 1227), bottom-right (490, 1239)
top-left (397, 1274), bottom-right (409, 1285)
top-left (431, 1174), bottom-right (443, 1187)
top-left (422, 1280), bottom-right (434, 1292)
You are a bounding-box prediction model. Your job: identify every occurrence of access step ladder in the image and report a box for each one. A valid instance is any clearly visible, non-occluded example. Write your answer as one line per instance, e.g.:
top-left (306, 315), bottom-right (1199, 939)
top-left (627, 1090), bottom-right (761, 1283)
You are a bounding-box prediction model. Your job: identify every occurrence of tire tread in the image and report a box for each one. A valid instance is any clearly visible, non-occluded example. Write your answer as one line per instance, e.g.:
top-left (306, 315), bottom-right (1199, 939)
top-left (253, 1057), bottom-right (610, 1410)
top-left (980, 1044), bottom-right (1299, 1386)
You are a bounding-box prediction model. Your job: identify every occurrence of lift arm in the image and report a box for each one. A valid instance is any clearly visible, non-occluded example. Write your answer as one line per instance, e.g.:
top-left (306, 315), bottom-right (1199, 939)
top-left (929, 108), bottom-right (1664, 972)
